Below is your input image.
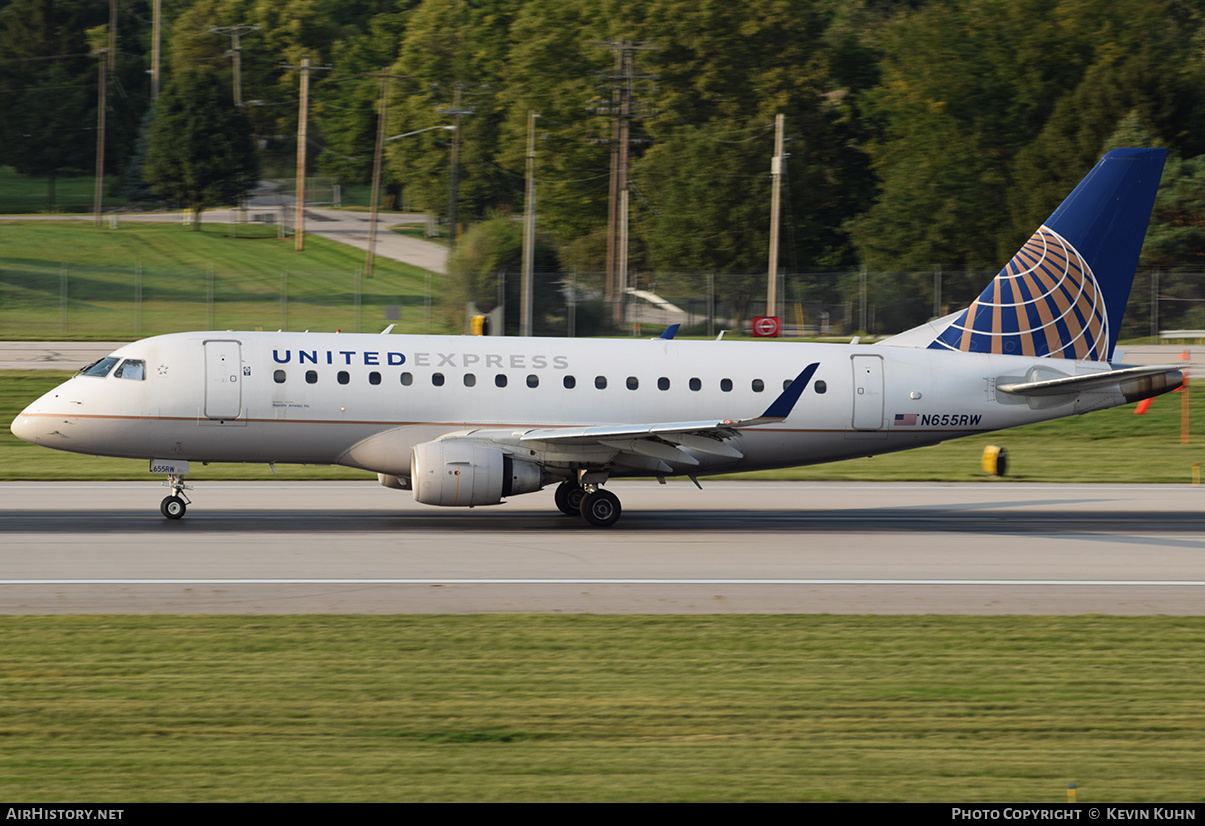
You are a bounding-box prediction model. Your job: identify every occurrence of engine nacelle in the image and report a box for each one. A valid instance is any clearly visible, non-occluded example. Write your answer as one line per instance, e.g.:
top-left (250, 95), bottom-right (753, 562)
top-left (411, 440), bottom-right (544, 507)
top-left (377, 473), bottom-right (410, 490)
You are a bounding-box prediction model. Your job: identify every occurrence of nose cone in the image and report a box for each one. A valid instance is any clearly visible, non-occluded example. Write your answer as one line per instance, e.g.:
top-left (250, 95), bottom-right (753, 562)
top-left (10, 409), bottom-right (39, 445)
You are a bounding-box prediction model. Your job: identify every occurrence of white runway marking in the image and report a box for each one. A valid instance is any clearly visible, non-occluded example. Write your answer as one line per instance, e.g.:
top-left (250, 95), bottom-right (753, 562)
top-left (4, 578), bottom-right (1205, 586)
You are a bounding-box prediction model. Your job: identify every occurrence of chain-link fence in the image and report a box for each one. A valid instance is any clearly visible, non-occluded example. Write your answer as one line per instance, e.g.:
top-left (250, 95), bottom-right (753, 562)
top-left (0, 263), bottom-right (437, 339)
top-left (3, 264), bottom-right (1201, 341)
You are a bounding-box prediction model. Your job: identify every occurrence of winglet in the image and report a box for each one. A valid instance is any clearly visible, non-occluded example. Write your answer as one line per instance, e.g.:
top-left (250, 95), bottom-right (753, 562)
top-left (727, 362), bottom-right (820, 427)
top-left (658, 324), bottom-right (680, 340)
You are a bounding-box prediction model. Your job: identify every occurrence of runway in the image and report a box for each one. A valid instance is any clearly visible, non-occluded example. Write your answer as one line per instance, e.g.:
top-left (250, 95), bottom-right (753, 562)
top-left (1, 481), bottom-right (1202, 615)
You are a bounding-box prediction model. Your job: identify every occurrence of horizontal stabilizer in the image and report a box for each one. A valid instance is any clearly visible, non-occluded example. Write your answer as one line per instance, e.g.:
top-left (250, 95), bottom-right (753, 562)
top-left (998, 364), bottom-right (1183, 402)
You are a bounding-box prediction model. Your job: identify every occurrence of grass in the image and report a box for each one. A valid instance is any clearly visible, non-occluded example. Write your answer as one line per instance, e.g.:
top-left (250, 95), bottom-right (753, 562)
top-left (727, 383), bottom-right (1204, 484)
top-left (3, 370), bottom-right (1199, 482)
top-left (0, 614), bottom-right (1202, 802)
top-left (390, 221), bottom-right (448, 246)
top-left (0, 166), bottom-right (129, 214)
top-left (0, 220), bottom-right (444, 339)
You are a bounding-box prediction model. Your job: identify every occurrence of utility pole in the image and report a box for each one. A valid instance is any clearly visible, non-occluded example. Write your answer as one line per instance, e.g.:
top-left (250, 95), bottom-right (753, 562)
top-left (436, 84), bottom-right (474, 251)
top-left (590, 39), bottom-right (658, 327)
top-left (211, 25), bottom-right (260, 107)
top-left (108, 0), bottom-right (117, 75)
top-left (282, 58), bottom-right (332, 251)
top-left (767, 113), bottom-right (785, 322)
top-left (362, 72), bottom-right (412, 280)
top-left (93, 46), bottom-right (108, 227)
top-left (151, 0), bottom-right (162, 100)
top-left (90, 1), bottom-right (118, 227)
top-left (521, 111), bottom-right (540, 336)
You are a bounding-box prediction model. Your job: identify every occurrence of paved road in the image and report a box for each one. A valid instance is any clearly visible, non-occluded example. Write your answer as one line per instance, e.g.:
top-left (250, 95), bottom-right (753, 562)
top-left (2, 481), bottom-right (1202, 615)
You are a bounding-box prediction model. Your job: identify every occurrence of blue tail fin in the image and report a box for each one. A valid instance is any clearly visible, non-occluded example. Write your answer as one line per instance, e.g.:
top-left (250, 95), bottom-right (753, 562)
top-left (928, 148), bottom-right (1166, 361)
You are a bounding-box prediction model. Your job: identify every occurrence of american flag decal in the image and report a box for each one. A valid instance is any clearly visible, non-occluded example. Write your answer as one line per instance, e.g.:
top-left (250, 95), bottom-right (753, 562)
top-left (894, 413), bottom-right (917, 426)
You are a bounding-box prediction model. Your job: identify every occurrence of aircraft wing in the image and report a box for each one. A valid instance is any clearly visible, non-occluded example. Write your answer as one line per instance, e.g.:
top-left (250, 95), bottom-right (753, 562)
top-left (998, 364), bottom-right (1183, 398)
top-left (514, 363), bottom-right (820, 466)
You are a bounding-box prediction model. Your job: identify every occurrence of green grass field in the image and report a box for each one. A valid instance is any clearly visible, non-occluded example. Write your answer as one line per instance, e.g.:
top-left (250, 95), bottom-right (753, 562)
top-left (0, 614), bottom-right (1201, 802)
top-left (0, 167), bottom-right (128, 214)
top-left (0, 220), bottom-right (443, 339)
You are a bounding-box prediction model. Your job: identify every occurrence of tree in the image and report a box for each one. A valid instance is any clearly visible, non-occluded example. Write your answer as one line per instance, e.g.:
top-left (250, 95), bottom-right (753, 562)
top-left (143, 71), bottom-right (260, 229)
top-left (0, 0), bottom-right (150, 207)
top-left (444, 214), bottom-right (563, 335)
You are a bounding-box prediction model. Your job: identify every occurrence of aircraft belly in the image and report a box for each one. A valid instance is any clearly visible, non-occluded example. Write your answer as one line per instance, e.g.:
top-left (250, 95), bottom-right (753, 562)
top-left (63, 417), bottom-right (390, 465)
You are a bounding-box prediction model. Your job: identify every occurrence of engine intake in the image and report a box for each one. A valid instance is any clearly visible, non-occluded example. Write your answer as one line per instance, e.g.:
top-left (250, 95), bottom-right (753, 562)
top-left (411, 440), bottom-right (543, 506)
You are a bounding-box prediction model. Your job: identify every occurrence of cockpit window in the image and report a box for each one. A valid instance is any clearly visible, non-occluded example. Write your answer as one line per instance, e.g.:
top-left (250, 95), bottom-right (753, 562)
top-left (79, 357), bottom-right (120, 378)
top-left (114, 359), bottom-right (145, 380)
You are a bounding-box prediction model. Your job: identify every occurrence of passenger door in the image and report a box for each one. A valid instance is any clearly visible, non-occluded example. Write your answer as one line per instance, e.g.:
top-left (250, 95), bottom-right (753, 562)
top-left (203, 340), bottom-right (242, 420)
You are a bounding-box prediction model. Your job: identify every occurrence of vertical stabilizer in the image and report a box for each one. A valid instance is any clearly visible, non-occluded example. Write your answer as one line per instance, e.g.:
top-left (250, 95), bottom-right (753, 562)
top-left (927, 148), bottom-right (1166, 361)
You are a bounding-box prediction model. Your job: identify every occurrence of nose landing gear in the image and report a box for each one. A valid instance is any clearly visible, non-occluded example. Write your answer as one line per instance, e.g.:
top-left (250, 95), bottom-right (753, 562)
top-left (160, 473), bottom-right (192, 520)
top-left (151, 460), bottom-right (193, 520)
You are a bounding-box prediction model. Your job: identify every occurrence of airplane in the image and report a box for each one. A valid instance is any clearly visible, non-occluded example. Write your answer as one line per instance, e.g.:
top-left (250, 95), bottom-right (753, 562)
top-left (9, 148), bottom-right (1185, 527)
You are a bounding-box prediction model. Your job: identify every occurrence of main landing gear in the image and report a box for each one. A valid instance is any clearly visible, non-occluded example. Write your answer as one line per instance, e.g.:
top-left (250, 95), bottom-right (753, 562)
top-left (554, 480), bottom-right (587, 516)
top-left (160, 473), bottom-right (192, 520)
top-left (554, 480), bottom-right (622, 528)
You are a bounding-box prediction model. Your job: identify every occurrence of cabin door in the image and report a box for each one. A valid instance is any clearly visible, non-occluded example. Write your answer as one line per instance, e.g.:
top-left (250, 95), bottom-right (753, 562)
top-left (850, 354), bottom-right (884, 431)
top-left (204, 340), bottom-right (243, 420)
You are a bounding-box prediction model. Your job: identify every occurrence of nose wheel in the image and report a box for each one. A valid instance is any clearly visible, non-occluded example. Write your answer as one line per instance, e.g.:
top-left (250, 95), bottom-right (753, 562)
top-left (160, 495), bottom-right (187, 519)
top-left (159, 473), bottom-right (192, 520)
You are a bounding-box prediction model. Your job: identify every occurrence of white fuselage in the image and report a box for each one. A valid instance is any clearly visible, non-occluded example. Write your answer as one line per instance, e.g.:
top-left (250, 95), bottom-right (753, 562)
top-left (13, 330), bottom-right (1119, 479)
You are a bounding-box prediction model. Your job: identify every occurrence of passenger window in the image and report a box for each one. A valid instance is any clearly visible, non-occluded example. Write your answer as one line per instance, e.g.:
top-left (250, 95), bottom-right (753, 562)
top-left (400, 372), bottom-right (413, 386)
top-left (752, 379), bottom-right (764, 393)
top-left (80, 357), bottom-right (120, 378)
top-left (369, 371), bottom-right (381, 385)
top-left (657, 377), bottom-right (670, 391)
top-left (306, 370), bottom-right (318, 384)
top-left (563, 375), bottom-right (576, 389)
top-left (433, 373), bottom-right (445, 387)
top-left (527, 374), bottom-right (539, 388)
top-left (626, 376), bottom-right (639, 390)
top-left (114, 359), bottom-right (145, 380)
top-left (689, 377), bottom-right (701, 392)
top-left (337, 371), bottom-right (350, 385)
top-left (273, 370), bottom-right (286, 384)
top-left (464, 374), bottom-right (476, 387)
top-left (783, 379), bottom-right (792, 390)
top-left (495, 374), bottom-right (508, 388)
top-left (814, 379), bottom-right (827, 394)
top-left (595, 376), bottom-right (607, 390)
top-left (720, 378), bottom-right (733, 392)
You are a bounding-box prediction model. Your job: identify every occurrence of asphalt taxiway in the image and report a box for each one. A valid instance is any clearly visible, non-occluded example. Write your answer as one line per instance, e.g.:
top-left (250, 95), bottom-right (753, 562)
top-left (1, 481), bottom-right (1202, 615)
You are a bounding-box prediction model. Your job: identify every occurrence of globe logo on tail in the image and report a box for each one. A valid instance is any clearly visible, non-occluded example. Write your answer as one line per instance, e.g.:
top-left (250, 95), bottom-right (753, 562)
top-left (929, 226), bottom-right (1108, 360)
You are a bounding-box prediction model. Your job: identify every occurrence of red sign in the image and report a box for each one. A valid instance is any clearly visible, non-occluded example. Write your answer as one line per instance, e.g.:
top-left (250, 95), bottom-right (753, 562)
top-left (753, 316), bottom-right (781, 338)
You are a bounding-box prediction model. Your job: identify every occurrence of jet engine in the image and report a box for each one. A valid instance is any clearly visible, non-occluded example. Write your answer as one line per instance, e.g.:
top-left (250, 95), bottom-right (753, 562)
top-left (410, 439), bottom-right (544, 506)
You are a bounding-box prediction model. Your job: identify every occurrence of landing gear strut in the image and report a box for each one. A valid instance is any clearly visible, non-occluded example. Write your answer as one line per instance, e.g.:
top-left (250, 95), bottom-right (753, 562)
top-left (160, 473), bottom-right (192, 520)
